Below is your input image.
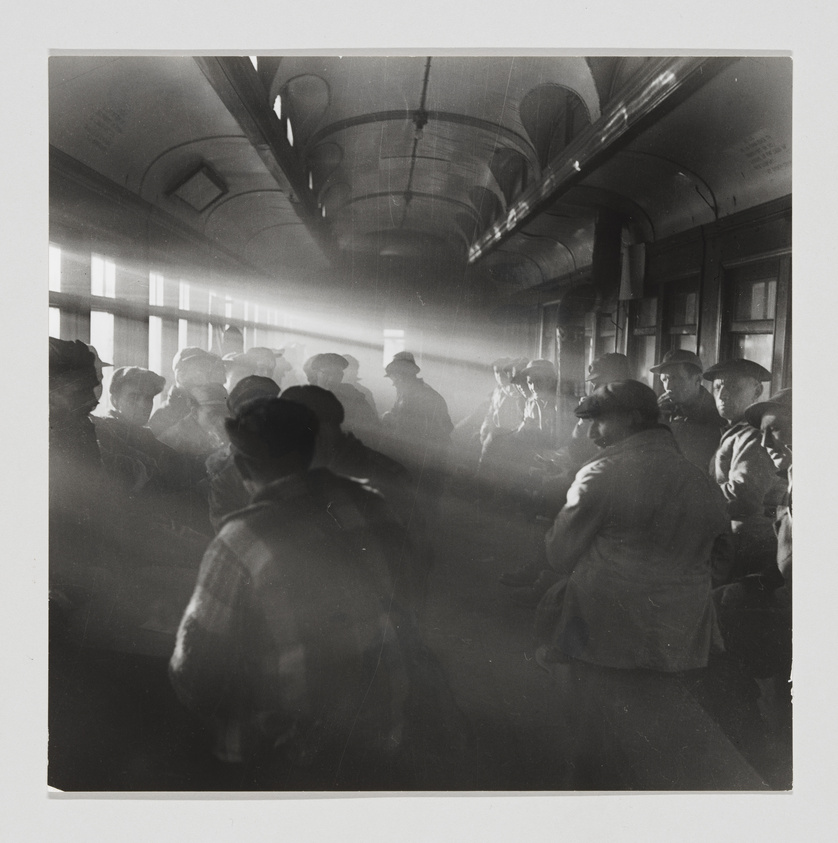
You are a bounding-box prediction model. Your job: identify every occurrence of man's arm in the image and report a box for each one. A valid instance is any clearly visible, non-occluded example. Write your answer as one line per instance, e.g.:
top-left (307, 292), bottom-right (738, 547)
top-left (719, 428), bottom-right (778, 520)
top-left (544, 459), bottom-right (608, 577)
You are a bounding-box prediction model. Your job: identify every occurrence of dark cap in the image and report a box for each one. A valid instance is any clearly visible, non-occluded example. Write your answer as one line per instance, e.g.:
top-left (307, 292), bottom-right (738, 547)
top-left (188, 383), bottom-right (228, 406)
top-left (702, 358), bottom-right (772, 382)
top-left (110, 367), bottom-right (166, 398)
top-left (282, 384), bottom-right (345, 425)
top-left (575, 380), bottom-right (660, 423)
top-left (225, 397), bottom-right (318, 465)
top-left (226, 375), bottom-right (281, 414)
top-left (49, 338), bottom-right (96, 378)
top-left (587, 353), bottom-right (630, 384)
top-left (385, 351), bottom-right (421, 376)
top-left (650, 349), bottom-right (703, 374)
top-left (743, 388), bottom-right (792, 429)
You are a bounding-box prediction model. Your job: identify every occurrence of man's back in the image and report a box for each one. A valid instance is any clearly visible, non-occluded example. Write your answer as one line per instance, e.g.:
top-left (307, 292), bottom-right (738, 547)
top-left (170, 468), bottom-right (458, 786)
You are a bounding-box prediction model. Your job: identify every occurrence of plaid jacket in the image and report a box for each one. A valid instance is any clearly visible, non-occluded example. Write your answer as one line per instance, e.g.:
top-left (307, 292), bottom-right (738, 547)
top-left (169, 468), bottom-right (419, 766)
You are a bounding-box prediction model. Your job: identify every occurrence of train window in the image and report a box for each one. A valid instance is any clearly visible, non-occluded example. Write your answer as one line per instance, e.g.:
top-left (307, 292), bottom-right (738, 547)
top-left (178, 282), bottom-right (190, 311)
top-left (630, 296), bottom-right (658, 386)
top-left (723, 257), bottom-right (781, 374)
top-left (149, 315), bottom-right (163, 376)
top-left (90, 310), bottom-right (114, 413)
top-left (49, 244), bottom-right (62, 292)
top-left (178, 318), bottom-right (188, 350)
top-left (91, 254), bottom-right (116, 298)
top-left (49, 306), bottom-right (60, 338)
top-left (149, 272), bottom-right (165, 307)
top-left (383, 329), bottom-right (405, 366)
top-left (595, 309), bottom-right (618, 358)
top-left (224, 296), bottom-right (233, 319)
top-left (540, 304), bottom-right (559, 363)
top-left (662, 277), bottom-right (699, 356)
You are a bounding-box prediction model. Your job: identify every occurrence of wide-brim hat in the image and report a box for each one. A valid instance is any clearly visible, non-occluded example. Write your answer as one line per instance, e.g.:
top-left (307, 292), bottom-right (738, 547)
top-left (650, 349), bottom-right (703, 374)
top-left (586, 352), bottom-right (630, 383)
top-left (743, 388), bottom-right (792, 428)
top-left (385, 351), bottom-right (420, 376)
top-left (520, 358), bottom-right (557, 379)
top-left (702, 358), bottom-right (772, 382)
top-left (575, 380), bottom-right (660, 422)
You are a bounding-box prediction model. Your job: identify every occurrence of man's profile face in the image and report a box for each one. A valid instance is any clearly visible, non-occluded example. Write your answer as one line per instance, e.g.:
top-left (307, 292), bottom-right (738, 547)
top-left (587, 410), bottom-right (634, 449)
top-left (660, 365), bottom-right (702, 405)
top-left (712, 374), bottom-right (762, 422)
top-left (760, 409), bottom-right (792, 470)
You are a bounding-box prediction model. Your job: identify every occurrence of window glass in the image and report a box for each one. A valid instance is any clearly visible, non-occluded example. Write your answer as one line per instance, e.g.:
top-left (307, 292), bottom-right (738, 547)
top-left (149, 316), bottom-right (163, 376)
top-left (731, 334), bottom-right (774, 373)
top-left (668, 290), bottom-right (698, 327)
top-left (49, 307), bottom-right (61, 338)
top-left (636, 297), bottom-right (657, 328)
top-left (633, 335), bottom-right (657, 387)
top-left (149, 272), bottom-right (165, 307)
top-left (90, 310), bottom-right (115, 414)
top-left (671, 333), bottom-right (698, 353)
top-left (734, 277), bottom-right (777, 321)
top-left (178, 318), bottom-right (188, 351)
top-left (49, 245), bottom-right (62, 292)
top-left (91, 254), bottom-right (116, 298)
top-left (179, 281), bottom-right (190, 311)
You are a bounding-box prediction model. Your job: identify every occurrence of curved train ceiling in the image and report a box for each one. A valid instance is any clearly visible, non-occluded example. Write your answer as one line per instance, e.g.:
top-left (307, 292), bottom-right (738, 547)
top-left (49, 55), bottom-right (791, 295)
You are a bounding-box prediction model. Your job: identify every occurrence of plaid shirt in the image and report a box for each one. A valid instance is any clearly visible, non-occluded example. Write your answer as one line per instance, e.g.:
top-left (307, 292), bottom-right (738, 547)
top-left (170, 468), bottom-right (416, 765)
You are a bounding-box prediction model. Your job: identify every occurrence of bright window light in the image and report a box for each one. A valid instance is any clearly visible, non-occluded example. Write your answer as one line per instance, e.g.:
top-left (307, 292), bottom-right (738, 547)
top-left (286, 119), bottom-right (294, 147)
top-left (308, 171), bottom-right (314, 191)
top-left (225, 296), bottom-right (233, 319)
top-left (49, 307), bottom-right (61, 338)
top-left (91, 254), bottom-right (116, 298)
top-left (273, 95), bottom-right (282, 121)
top-left (90, 310), bottom-right (115, 413)
top-left (179, 281), bottom-right (190, 311)
top-left (149, 315), bottom-right (163, 376)
top-left (178, 318), bottom-right (188, 350)
top-left (150, 271), bottom-right (165, 306)
top-left (49, 244), bottom-right (61, 292)
top-left (383, 328), bottom-right (405, 365)
top-left (249, 56), bottom-right (258, 71)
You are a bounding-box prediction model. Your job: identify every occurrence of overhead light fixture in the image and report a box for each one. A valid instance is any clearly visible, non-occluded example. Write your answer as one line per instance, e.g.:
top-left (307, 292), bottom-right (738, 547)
top-left (167, 163), bottom-right (228, 213)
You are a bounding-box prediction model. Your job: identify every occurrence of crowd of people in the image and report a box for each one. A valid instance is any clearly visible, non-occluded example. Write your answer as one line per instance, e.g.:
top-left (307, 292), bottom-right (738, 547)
top-left (48, 328), bottom-right (792, 789)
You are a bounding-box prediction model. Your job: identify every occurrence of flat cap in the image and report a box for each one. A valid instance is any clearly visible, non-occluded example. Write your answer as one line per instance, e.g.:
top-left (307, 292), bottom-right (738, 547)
top-left (188, 383), bottom-right (228, 406)
top-left (310, 352), bottom-right (349, 372)
top-left (587, 352), bottom-right (630, 384)
top-left (743, 388), bottom-right (792, 428)
top-left (520, 358), bottom-right (558, 379)
top-left (172, 347), bottom-right (213, 371)
top-left (575, 379), bottom-right (660, 423)
top-left (225, 397), bottom-right (318, 464)
top-left (226, 375), bottom-right (281, 414)
top-left (702, 358), bottom-right (772, 382)
top-left (49, 338), bottom-right (97, 381)
top-left (110, 367), bottom-right (166, 398)
top-left (650, 349), bottom-right (703, 374)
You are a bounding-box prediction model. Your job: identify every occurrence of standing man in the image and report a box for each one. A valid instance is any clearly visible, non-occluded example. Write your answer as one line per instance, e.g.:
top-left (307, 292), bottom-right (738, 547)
top-left (170, 398), bottom-right (469, 788)
top-left (703, 359), bottom-right (780, 584)
top-left (307, 352), bottom-right (380, 441)
top-left (649, 349), bottom-right (725, 471)
top-left (539, 380), bottom-right (729, 788)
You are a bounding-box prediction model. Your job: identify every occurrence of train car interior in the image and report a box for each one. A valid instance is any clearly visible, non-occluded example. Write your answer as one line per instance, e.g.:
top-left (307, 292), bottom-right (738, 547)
top-left (47, 54), bottom-right (792, 792)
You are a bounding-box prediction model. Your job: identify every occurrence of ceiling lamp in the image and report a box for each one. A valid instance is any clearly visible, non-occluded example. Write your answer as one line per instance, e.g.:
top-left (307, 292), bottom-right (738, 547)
top-left (167, 163), bottom-right (228, 213)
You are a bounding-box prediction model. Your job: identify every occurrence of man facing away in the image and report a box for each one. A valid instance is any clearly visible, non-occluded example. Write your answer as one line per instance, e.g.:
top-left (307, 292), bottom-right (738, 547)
top-left (170, 398), bottom-right (470, 789)
top-left (537, 380), bottom-right (729, 788)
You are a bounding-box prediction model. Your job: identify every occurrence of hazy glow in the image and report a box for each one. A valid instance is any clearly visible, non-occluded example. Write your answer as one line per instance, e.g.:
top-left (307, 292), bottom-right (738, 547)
top-left (179, 281), bottom-right (190, 311)
top-left (149, 272), bottom-right (165, 306)
top-left (49, 244), bottom-right (62, 292)
top-left (90, 310), bottom-right (115, 414)
top-left (91, 254), bottom-right (116, 298)
top-left (178, 318), bottom-right (188, 350)
top-left (149, 315), bottom-right (163, 376)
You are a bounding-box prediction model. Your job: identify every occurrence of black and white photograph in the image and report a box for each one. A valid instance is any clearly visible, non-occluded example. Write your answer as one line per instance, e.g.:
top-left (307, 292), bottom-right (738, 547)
top-left (46, 51), bottom-right (793, 792)
top-left (6, 0), bottom-right (837, 837)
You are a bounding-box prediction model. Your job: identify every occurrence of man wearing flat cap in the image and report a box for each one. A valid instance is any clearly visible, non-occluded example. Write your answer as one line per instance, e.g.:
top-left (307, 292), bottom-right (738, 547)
top-left (704, 358), bottom-right (782, 584)
top-left (538, 380), bottom-right (729, 787)
top-left (159, 382), bottom-right (229, 459)
top-left (649, 349), bottom-right (724, 471)
top-left (94, 366), bottom-right (193, 495)
top-left (306, 352), bottom-right (380, 441)
top-left (170, 397), bottom-right (470, 788)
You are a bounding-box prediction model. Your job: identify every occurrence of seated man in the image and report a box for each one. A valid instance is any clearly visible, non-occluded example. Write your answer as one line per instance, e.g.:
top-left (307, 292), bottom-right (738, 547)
top-left (149, 347), bottom-right (226, 437)
top-left (94, 366), bottom-right (193, 494)
top-left (650, 349), bottom-right (724, 471)
top-left (170, 398), bottom-right (469, 789)
top-left (703, 358), bottom-right (781, 584)
top-left (537, 380), bottom-right (729, 788)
